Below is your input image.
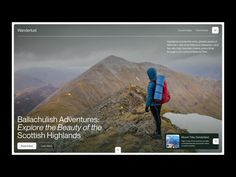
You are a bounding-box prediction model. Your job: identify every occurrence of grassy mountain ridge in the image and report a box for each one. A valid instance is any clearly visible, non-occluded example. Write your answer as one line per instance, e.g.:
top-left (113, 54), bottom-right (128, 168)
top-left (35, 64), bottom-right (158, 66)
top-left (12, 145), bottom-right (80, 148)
top-left (29, 55), bottom-right (221, 119)
top-left (52, 85), bottom-right (188, 152)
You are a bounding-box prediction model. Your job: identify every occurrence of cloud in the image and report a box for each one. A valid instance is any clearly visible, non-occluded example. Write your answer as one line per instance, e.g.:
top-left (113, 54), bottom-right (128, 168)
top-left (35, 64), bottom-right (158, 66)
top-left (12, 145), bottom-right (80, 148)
top-left (14, 24), bottom-right (222, 80)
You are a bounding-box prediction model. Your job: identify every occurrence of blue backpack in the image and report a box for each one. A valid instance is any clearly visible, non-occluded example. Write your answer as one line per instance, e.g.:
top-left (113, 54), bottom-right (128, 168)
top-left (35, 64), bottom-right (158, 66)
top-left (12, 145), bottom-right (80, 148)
top-left (154, 75), bottom-right (165, 102)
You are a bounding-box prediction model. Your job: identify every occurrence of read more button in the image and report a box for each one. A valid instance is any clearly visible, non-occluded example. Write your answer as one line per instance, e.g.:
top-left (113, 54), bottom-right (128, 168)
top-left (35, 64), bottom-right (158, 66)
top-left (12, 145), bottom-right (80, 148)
top-left (17, 142), bottom-right (37, 150)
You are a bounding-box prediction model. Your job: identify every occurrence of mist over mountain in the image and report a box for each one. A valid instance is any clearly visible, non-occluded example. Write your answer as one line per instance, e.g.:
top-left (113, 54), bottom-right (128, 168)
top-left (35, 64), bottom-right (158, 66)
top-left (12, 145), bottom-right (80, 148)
top-left (14, 73), bottom-right (46, 94)
top-left (15, 67), bottom-right (83, 88)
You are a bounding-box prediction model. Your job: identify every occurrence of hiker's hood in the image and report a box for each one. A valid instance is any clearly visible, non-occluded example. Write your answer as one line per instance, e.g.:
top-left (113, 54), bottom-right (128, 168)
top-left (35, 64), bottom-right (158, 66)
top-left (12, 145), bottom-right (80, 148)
top-left (147, 68), bottom-right (157, 80)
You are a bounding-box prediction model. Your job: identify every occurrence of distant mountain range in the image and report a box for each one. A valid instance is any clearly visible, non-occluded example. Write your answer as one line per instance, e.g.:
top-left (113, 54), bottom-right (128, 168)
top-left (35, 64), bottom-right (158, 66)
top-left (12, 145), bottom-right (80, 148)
top-left (28, 55), bottom-right (222, 119)
top-left (14, 67), bottom-right (83, 116)
top-left (14, 73), bottom-right (46, 95)
top-left (14, 85), bottom-right (57, 118)
top-left (15, 67), bottom-right (83, 88)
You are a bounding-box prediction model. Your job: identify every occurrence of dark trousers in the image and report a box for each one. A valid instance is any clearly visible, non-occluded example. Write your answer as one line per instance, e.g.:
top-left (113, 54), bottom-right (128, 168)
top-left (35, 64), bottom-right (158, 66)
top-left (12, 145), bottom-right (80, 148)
top-left (150, 105), bottom-right (162, 135)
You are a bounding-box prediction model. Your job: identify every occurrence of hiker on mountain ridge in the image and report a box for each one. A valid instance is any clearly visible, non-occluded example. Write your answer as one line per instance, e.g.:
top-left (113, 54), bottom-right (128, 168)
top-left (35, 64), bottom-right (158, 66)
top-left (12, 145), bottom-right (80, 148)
top-left (145, 67), bottom-right (170, 139)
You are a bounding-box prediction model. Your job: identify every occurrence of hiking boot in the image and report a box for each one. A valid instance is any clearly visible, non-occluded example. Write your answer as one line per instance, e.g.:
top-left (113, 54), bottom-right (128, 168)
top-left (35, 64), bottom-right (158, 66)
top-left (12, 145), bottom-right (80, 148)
top-left (151, 132), bottom-right (162, 139)
top-left (155, 134), bottom-right (162, 139)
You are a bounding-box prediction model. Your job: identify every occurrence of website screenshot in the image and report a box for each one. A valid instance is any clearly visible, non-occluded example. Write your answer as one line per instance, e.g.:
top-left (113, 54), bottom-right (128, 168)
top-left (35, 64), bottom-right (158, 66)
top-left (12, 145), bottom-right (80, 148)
top-left (12, 22), bottom-right (224, 155)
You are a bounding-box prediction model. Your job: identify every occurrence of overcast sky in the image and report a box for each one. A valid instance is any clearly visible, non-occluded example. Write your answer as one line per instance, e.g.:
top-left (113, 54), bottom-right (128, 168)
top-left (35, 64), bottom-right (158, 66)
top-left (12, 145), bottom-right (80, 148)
top-left (14, 24), bottom-right (222, 79)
